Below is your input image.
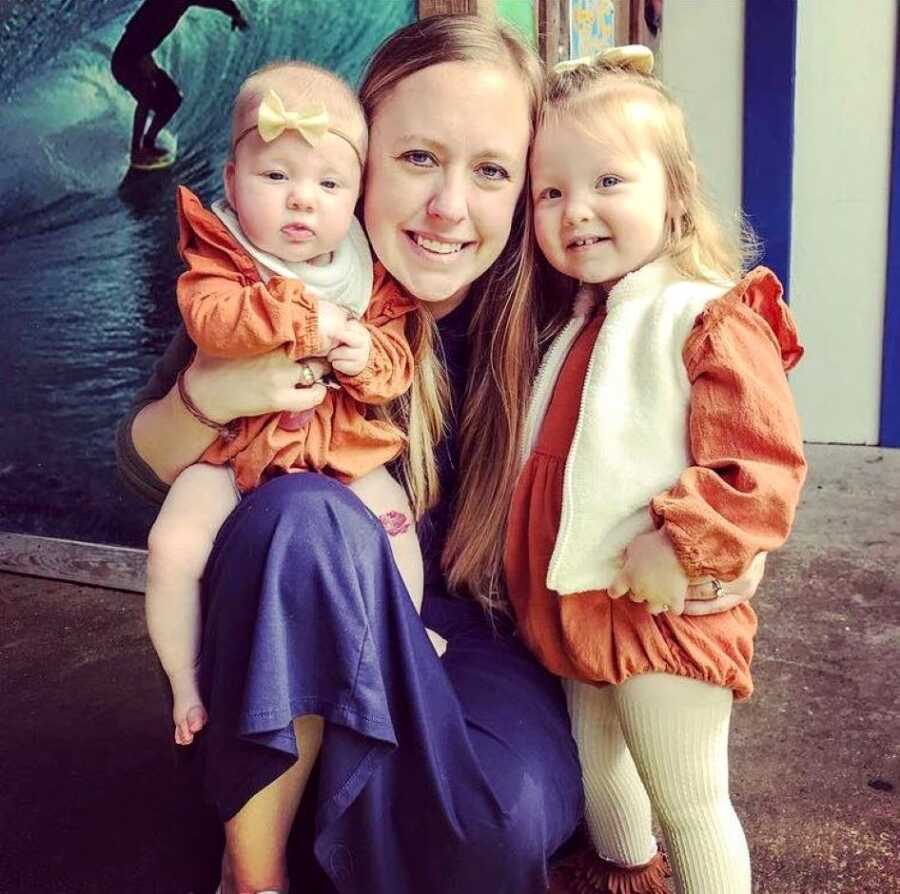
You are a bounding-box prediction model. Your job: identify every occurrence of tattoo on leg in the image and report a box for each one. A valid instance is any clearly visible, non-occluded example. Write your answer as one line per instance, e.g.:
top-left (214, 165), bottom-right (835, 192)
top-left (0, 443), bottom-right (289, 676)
top-left (378, 510), bottom-right (411, 537)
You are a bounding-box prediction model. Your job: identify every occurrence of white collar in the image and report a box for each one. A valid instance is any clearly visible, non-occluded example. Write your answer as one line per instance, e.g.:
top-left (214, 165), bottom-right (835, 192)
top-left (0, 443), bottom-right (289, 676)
top-left (210, 199), bottom-right (373, 317)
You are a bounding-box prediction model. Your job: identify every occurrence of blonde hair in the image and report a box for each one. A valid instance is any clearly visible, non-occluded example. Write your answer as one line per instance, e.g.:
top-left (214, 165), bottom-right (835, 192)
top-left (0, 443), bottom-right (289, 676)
top-left (542, 56), bottom-right (758, 282)
top-left (231, 60), bottom-right (368, 161)
top-left (359, 15), bottom-right (561, 612)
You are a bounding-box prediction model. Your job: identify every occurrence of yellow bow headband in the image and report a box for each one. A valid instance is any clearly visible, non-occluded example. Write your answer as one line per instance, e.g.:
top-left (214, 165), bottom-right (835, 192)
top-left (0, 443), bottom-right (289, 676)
top-left (554, 45), bottom-right (655, 75)
top-left (233, 89), bottom-right (364, 168)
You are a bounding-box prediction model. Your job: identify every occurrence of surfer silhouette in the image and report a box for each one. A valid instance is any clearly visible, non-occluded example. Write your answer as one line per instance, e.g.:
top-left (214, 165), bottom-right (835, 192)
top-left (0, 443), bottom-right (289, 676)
top-left (111, 0), bottom-right (249, 169)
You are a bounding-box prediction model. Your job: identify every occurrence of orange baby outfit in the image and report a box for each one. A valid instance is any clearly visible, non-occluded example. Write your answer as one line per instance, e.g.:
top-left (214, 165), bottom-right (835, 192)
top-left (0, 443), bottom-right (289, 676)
top-left (175, 186), bottom-right (416, 492)
top-left (505, 269), bottom-right (806, 701)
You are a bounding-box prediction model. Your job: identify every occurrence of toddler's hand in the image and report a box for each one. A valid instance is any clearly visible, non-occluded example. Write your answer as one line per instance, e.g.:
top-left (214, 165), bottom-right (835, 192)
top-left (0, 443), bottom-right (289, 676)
top-left (317, 299), bottom-right (350, 353)
top-left (328, 320), bottom-right (372, 377)
top-left (608, 528), bottom-right (689, 615)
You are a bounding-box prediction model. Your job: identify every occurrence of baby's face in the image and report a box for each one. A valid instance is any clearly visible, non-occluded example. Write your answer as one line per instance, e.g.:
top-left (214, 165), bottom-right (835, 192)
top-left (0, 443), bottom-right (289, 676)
top-left (225, 129), bottom-right (362, 263)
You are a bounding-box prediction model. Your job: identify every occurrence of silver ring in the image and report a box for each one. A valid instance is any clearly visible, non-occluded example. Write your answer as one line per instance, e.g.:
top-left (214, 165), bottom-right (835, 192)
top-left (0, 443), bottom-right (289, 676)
top-left (711, 579), bottom-right (724, 598)
top-left (297, 362), bottom-right (316, 388)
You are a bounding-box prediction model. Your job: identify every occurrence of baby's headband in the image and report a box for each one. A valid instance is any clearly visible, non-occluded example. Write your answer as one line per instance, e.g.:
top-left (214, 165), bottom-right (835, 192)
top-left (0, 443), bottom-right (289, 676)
top-left (233, 89), bottom-right (364, 168)
top-left (553, 45), bottom-right (655, 76)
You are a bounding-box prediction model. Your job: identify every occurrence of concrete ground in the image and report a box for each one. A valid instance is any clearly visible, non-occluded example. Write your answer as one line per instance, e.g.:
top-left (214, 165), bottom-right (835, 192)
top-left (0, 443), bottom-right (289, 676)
top-left (2, 444), bottom-right (898, 894)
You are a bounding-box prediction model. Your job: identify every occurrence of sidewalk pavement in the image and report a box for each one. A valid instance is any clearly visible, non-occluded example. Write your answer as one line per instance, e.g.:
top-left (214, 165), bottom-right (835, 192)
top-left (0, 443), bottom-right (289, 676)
top-left (2, 444), bottom-right (898, 893)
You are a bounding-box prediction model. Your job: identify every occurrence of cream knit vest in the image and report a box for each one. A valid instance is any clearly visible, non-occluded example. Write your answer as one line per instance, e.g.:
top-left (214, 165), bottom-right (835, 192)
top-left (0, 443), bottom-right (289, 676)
top-left (521, 258), bottom-right (732, 596)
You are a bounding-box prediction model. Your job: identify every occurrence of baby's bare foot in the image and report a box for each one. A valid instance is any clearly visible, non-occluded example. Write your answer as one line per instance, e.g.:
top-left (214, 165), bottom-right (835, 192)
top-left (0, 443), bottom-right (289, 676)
top-left (175, 703), bottom-right (208, 745)
top-left (170, 669), bottom-right (208, 745)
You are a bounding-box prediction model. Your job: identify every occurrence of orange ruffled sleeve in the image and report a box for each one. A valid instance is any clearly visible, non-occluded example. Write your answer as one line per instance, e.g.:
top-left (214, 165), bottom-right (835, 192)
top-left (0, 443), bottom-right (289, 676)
top-left (650, 267), bottom-right (807, 581)
top-left (175, 186), bottom-right (321, 360)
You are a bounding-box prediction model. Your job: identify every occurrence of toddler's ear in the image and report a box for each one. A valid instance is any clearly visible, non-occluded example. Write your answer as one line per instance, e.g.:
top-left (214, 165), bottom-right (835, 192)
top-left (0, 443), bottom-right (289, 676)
top-left (223, 160), bottom-right (237, 208)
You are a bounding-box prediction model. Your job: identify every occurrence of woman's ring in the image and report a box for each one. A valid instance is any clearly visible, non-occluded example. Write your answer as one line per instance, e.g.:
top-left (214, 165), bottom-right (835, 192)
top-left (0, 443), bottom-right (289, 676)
top-left (297, 362), bottom-right (316, 388)
top-left (711, 579), bottom-right (725, 598)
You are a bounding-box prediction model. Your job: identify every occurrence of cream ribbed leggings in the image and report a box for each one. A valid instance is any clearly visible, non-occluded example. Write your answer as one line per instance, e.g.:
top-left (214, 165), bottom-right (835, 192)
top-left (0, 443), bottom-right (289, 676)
top-left (565, 673), bottom-right (751, 894)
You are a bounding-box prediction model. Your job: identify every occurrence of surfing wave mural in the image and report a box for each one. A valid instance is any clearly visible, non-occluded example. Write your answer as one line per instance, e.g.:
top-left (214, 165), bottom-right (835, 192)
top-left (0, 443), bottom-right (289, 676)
top-left (0, 0), bottom-right (415, 545)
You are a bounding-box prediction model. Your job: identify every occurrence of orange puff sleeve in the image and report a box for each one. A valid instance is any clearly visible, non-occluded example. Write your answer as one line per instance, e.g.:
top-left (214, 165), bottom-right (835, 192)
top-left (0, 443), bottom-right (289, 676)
top-left (650, 268), bottom-right (807, 581)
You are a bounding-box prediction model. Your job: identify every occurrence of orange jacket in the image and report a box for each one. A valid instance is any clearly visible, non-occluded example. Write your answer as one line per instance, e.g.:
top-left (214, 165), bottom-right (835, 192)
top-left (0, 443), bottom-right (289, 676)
top-left (174, 186), bottom-right (417, 490)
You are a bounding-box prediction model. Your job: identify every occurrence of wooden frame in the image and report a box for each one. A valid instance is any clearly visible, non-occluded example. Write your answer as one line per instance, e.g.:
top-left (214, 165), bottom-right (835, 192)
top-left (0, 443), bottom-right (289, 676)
top-left (417, 2), bottom-right (662, 73)
top-left (538, 0), bottom-right (568, 67)
top-left (418, 0), bottom-right (480, 16)
top-left (0, 533), bottom-right (146, 593)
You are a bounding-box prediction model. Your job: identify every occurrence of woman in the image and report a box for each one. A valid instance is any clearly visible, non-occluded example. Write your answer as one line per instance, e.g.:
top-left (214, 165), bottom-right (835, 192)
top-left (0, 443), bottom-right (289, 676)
top-left (118, 16), bottom-right (758, 894)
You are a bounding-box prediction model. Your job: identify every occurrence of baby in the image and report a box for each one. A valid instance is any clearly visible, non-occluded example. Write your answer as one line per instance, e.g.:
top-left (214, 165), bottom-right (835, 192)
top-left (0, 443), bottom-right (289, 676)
top-left (146, 61), bottom-right (440, 747)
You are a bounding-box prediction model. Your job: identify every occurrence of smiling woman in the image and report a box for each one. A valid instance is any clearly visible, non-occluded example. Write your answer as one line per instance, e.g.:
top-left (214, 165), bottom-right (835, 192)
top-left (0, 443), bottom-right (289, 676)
top-left (363, 61), bottom-right (531, 314)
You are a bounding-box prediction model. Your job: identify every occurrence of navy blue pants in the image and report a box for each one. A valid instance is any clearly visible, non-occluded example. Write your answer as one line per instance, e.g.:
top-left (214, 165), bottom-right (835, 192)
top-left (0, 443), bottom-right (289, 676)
top-left (197, 474), bottom-right (583, 893)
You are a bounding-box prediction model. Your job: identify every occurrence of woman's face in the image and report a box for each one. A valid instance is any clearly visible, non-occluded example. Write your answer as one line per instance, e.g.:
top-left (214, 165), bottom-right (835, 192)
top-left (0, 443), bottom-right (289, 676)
top-left (363, 61), bottom-right (532, 317)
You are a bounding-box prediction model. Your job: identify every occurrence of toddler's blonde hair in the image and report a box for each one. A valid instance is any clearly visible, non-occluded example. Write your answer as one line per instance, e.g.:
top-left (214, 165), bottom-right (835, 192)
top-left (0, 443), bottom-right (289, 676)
top-left (231, 60), bottom-right (368, 162)
top-left (541, 55), bottom-right (758, 283)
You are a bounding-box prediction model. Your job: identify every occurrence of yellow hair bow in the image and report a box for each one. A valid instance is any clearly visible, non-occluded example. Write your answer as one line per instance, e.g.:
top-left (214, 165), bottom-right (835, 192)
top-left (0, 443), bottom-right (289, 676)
top-left (256, 89), bottom-right (330, 146)
top-left (554, 45), bottom-right (655, 75)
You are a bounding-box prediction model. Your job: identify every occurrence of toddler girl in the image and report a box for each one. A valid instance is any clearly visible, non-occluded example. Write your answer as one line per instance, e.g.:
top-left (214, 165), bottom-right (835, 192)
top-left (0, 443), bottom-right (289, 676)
top-left (506, 48), bottom-right (807, 893)
top-left (147, 61), bottom-right (440, 748)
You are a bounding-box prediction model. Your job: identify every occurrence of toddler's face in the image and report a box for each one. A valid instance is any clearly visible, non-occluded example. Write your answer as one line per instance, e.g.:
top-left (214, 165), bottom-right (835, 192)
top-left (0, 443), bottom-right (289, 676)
top-left (225, 129), bottom-right (362, 264)
top-left (530, 109), bottom-right (669, 294)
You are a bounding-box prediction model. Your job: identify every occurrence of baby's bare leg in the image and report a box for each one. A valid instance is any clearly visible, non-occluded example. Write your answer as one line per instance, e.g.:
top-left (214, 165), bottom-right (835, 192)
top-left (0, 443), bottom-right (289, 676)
top-left (146, 463), bottom-right (240, 744)
top-left (348, 467), bottom-right (446, 656)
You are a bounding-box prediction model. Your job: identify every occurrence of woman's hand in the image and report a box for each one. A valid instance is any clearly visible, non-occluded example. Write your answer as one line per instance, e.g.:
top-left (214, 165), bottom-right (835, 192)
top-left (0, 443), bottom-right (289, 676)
top-left (130, 348), bottom-right (330, 487)
top-left (185, 349), bottom-right (329, 423)
top-left (682, 553), bottom-right (767, 616)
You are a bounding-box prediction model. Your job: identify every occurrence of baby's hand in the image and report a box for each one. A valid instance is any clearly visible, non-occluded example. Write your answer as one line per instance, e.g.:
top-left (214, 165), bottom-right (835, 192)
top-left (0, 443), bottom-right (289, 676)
top-left (317, 299), bottom-right (350, 353)
top-left (608, 528), bottom-right (689, 615)
top-left (328, 320), bottom-right (372, 377)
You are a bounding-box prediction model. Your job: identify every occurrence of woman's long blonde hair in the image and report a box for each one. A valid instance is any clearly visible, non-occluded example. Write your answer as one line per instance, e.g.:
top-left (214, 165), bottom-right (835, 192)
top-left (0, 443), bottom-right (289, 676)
top-left (359, 16), bottom-right (564, 612)
top-left (542, 57), bottom-right (758, 283)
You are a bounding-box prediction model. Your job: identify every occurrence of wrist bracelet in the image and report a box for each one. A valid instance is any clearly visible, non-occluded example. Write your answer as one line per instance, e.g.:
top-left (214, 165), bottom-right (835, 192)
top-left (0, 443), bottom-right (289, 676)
top-left (176, 366), bottom-right (240, 442)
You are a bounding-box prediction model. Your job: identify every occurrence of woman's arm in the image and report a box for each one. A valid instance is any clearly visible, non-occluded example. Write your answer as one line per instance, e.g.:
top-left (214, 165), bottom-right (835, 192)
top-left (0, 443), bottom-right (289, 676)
top-left (116, 325), bottom-right (328, 500)
top-left (116, 325), bottom-right (202, 501)
top-left (129, 367), bottom-right (220, 489)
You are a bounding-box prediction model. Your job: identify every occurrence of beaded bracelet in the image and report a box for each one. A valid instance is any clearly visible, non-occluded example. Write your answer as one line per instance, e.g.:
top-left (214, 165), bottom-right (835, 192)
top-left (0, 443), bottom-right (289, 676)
top-left (176, 366), bottom-right (240, 442)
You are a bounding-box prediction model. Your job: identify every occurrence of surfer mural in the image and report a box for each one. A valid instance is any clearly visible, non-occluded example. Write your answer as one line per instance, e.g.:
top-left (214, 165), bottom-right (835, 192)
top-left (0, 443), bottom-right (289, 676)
top-left (111, 0), bottom-right (249, 170)
top-left (0, 0), bottom-right (415, 549)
